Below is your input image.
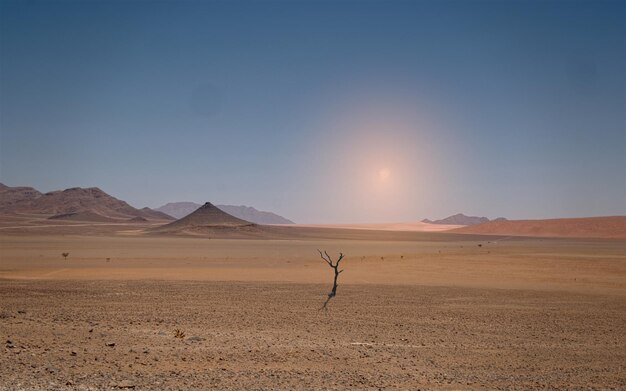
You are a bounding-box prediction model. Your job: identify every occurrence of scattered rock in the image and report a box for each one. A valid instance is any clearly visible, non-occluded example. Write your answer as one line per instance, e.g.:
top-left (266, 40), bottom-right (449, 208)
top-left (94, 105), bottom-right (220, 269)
top-left (106, 342), bottom-right (116, 347)
top-left (116, 379), bottom-right (136, 388)
top-left (187, 336), bottom-right (204, 342)
top-left (46, 366), bottom-right (60, 374)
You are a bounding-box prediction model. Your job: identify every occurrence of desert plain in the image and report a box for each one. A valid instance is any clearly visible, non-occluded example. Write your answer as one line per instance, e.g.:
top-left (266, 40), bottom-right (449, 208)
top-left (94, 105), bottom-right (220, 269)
top-left (1, 219), bottom-right (625, 390)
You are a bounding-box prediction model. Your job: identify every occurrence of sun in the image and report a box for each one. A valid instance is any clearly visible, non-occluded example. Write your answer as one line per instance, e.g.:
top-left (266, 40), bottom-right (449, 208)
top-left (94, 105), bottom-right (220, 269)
top-left (378, 168), bottom-right (390, 181)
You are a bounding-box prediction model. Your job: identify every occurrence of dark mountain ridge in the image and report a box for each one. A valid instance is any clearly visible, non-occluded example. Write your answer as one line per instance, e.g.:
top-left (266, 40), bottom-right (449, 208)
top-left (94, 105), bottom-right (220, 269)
top-left (0, 183), bottom-right (173, 221)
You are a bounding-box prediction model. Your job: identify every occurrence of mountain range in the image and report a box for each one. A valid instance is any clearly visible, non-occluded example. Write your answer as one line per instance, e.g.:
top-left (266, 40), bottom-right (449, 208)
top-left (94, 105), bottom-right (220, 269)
top-left (0, 183), bottom-right (294, 225)
top-left (155, 202), bottom-right (294, 224)
top-left (422, 213), bottom-right (507, 226)
top-left (0, 183), bottom-right (172, 221)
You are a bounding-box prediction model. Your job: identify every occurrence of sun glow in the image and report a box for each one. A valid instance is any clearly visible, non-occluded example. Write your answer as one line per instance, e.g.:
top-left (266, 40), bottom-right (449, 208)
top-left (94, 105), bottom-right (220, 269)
top-left (378, 168), bottom-right (390, 181)
top-left (299, 88), bottom-right (448, 222)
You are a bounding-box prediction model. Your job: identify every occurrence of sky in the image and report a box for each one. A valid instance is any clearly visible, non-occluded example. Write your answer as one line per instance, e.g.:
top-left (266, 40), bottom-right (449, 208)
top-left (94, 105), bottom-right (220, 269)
top-left (1, 0), bottom-right (624, 223)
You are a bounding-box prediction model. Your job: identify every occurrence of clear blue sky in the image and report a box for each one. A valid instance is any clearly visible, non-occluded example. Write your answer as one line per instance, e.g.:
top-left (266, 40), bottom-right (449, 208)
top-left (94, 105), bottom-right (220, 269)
top-left (1, 0), bottom-right (624, 223)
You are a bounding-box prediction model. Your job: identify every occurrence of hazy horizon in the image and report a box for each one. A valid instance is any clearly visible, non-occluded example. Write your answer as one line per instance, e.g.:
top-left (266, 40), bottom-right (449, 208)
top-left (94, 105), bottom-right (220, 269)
top-left (1, 0), bottom-right (624, 223)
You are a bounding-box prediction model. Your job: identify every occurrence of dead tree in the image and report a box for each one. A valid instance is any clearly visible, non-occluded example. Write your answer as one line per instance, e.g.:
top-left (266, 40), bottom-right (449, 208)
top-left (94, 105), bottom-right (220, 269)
top-left (62, 252), bottom-right (69, 260)
top-left (318, 250), bottom-right (345, 310)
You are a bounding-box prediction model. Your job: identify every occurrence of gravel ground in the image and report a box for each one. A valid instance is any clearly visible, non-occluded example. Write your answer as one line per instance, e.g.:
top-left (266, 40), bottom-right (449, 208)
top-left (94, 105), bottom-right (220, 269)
top-left (1, 280), bottom-right (624, 390)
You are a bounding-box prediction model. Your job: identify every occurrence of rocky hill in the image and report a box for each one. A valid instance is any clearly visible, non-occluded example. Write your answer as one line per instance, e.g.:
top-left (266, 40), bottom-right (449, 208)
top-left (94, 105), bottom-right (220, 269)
top-left (0, 183), bottom-right (173, 221)
top-left (155, 202), bottom-right (294, 224)
top-left (152, 202), bottom-right (256, 234)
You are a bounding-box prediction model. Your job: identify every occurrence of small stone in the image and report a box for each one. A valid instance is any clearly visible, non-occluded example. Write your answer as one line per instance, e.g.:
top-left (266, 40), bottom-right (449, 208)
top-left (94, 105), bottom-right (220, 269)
top-left (117, 380), bottom-right (136, 388)
top-left (106, 342), bottom-right (116, 347)
top-left (46, 366), bottom-right (60, 374)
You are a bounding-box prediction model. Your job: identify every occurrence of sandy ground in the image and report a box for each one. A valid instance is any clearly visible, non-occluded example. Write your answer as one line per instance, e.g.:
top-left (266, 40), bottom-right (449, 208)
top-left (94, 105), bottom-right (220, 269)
top-left (0, 235), bottom-right (625, 295)
top-left (1, 234), bottom-right (625, 390)
top-left (452, 216), bottom-right (626, 239)
top-left (279, 222), bottom-right (463, 232)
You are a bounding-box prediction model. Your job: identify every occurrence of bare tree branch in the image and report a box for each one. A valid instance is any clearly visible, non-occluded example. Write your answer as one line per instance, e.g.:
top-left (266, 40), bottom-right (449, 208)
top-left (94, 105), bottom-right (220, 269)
top-left (318, 249), bottom-right (333, 267)
top-left (318, 250), bottom-right (346, 311)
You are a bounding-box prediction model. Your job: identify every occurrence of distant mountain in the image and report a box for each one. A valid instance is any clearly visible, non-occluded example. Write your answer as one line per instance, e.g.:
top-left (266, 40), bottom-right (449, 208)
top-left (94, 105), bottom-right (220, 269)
top-left (154, 202), bottom-right (201, 219)
top-left (422, 213), bottom-right (507, 226)
top-left (139, 207), bottom-right (174, 221)
top-left (0, 183), bottom-right (43, 212)
top-left (0, 183), bottom-right (173, 221)
top-left (155, 202), bottom-right (294, 224)
top-left (154, 202), bottom-right (253, 233)
top-left (217, 205), bottom-right (294, 225)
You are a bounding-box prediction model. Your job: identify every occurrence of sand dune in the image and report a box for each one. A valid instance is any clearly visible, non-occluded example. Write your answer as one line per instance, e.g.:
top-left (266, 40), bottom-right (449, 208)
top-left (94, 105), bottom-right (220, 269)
top-left (452, 216), bottom-right (626, 239)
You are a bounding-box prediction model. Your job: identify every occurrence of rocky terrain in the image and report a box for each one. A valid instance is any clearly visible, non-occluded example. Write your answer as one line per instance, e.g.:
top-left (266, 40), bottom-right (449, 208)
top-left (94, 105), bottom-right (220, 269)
top-left (1, 280), bottom-right (624, 390)
top-left (1, 227), bottom-right (625, 390)
top-left (0, 184), bottom-right (172, 222)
